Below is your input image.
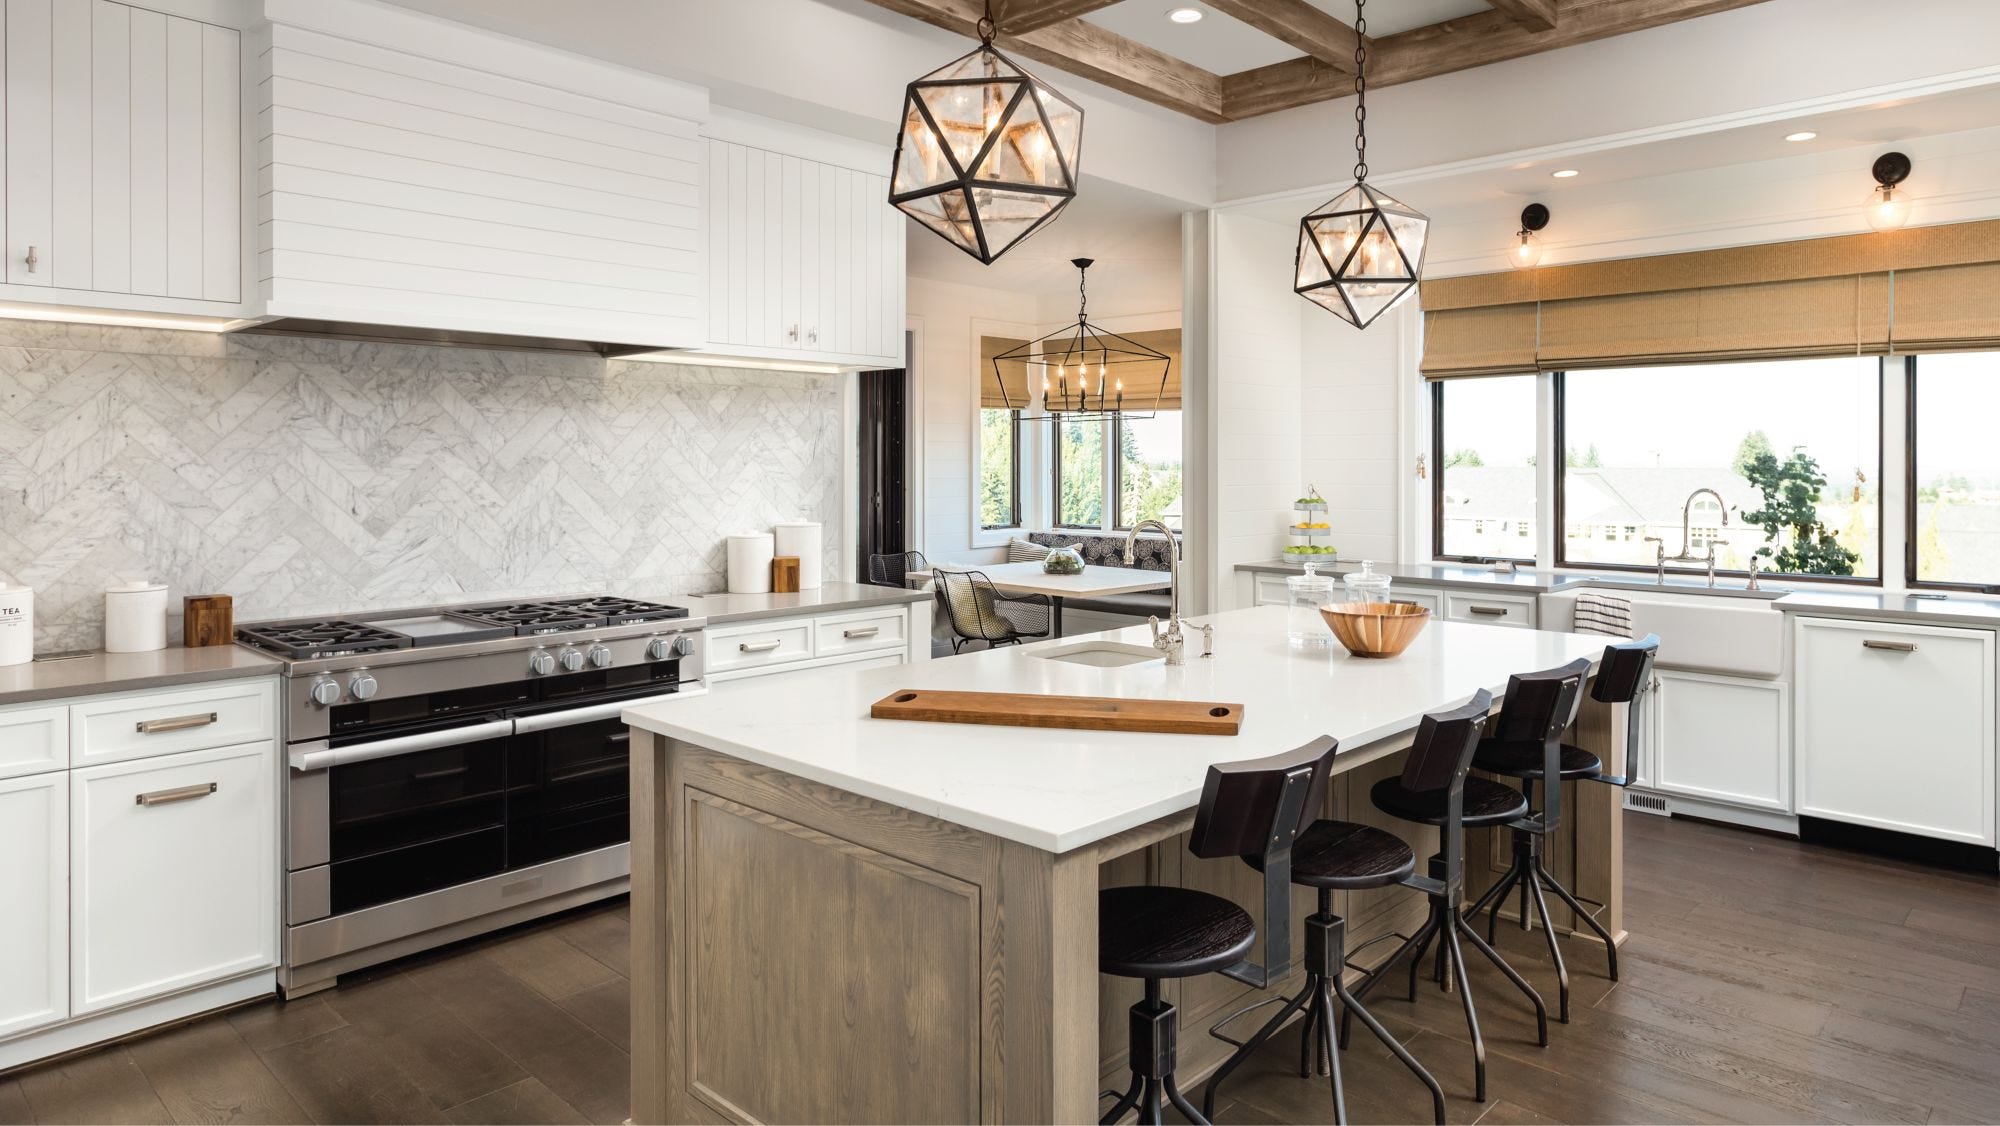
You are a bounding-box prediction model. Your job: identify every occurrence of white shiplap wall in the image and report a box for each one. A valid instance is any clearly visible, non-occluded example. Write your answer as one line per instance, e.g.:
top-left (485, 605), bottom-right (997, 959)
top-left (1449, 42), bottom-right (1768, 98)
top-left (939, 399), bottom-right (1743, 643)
top-left (256, 0), bottom-right (706, 347)
top-left (1300, 302), bottom-right (1411, 565)
top-left (1210, 212), bottom-right (1303, 608)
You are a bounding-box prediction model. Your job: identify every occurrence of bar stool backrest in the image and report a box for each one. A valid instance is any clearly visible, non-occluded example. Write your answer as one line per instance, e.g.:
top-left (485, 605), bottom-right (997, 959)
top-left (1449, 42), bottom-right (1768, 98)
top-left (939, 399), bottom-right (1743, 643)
top-left (1399, 689), bottom-right (1495, 796)
top-left (1590, 634), bottom-right (1660, 705)
top-left (1487, 658), bottom-right (1592, 747)
top-left (1189, 736), bottom-right (1338, 863)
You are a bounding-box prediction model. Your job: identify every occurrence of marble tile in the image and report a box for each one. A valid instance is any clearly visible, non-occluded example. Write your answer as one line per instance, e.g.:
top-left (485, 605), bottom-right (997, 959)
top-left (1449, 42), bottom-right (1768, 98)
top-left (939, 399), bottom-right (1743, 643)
top-left (0, 324), bottom-right (843, 649)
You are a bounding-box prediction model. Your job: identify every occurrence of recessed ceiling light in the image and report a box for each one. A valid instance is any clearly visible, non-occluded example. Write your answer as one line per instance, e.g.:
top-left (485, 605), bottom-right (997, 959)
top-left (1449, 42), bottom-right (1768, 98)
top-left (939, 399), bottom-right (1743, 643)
top-left (1551, 168), bottom-right (1580, 179)
top-left (1785, 130), bottom-right (1818, 142)
top-left (1167, 6), bottom-right (1203, 22)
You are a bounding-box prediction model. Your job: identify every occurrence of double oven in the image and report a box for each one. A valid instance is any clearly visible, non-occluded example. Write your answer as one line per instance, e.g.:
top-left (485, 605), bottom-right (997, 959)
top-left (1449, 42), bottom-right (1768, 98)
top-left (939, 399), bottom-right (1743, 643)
top-left (276, 619), bottom-right (703, 996)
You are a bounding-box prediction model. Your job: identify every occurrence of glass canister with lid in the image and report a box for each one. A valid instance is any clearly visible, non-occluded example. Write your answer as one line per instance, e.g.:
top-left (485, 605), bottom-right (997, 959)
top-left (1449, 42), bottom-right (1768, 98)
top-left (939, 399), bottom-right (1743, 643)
top-left (1287, 561), bottom-right (1338, 648)
top-left (1342, 560), bottom-right (1394, 606)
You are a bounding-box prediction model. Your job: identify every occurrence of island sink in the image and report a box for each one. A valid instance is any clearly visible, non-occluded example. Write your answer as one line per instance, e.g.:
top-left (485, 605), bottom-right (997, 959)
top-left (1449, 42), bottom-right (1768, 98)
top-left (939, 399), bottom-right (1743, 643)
top-left (1031, 640), bottom-right (1167, 667)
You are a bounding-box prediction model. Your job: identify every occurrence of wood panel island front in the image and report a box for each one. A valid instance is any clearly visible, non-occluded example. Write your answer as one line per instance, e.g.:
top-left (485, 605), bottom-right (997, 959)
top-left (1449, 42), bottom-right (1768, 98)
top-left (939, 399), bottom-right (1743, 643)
top-left (621, 606), bottom-right (1622, 1125)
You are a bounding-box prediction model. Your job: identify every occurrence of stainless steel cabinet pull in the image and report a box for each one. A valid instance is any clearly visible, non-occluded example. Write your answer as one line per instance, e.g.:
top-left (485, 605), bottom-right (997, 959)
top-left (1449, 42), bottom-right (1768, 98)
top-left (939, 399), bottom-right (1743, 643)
top-left (410, 765), bottom-right (469, 783)
top-left (739, 639), bottom-right (783, 653)
top-left (1468, 606), bottom-right (1507, 617)
top-left (842, 626), bottom-right (880, 639)
top-left (136, 711), bottom-right (218, 734)
top-left (1862, 639), bottom-right (1918, 652)
top-left (136, 782), bottom-right (216, 806)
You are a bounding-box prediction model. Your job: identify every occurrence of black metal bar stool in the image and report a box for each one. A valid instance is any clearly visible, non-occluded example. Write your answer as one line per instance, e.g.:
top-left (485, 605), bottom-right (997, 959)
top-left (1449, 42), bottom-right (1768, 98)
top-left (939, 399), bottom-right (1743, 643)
top-left (1200, 739), bottom-right (1456, 1125)
top-left (1098, 737), bottom-right (1338, 1125)
top-left (1341, 689), bottom-right (1550, 1103)
top-left (1468, 637), bottom-right (1659, 999)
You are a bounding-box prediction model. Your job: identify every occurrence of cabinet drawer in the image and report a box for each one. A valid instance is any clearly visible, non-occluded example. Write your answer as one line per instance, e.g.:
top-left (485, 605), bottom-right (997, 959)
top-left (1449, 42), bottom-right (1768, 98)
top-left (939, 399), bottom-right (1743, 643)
top-left (71, 678), bottom-right (277, 766)
top-left (1391, 588), bottom-right (1442, 615)
top-left (0, 771), bottom-right (68, 1039)
top-left (0, 702), bottom-right (68, 779)
top-left (707, 620), bottom-right (813, 675)
top-left (1253, 574), bottom-right (1289, 607)
top-left (1444, 593), bottom-right (1534, 628)
top-left (815, 609), bottom-right (905, 658)
top-left (72, 740), bottom-right (278, 1015)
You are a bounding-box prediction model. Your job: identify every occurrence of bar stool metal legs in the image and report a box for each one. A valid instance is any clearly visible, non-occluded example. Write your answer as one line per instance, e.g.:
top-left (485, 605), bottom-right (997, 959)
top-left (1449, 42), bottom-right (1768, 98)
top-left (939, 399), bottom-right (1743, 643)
top-left (1102, 979), bottom-right (1207, 1126)
top-left (1202, 891), bottom-right (1446, 1125)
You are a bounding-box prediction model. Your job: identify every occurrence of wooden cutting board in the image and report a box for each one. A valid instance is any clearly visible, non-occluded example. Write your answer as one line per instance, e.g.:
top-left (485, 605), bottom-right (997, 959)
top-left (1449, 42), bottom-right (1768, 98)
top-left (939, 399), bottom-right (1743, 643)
top-left (870, 689), bottom-right (1243, 735)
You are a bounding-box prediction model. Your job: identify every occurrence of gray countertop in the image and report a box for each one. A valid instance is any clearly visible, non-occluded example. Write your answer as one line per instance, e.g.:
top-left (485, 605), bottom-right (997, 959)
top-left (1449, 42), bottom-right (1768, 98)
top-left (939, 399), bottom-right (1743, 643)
top-left (0, 645), bottom-right (281, 708)
top-left (1775, 590), bottom-right (2000, 630)
top-left (686, 581), bottom-right (929, 626)
top-left (1234, 559), bottom-right (1581, 594)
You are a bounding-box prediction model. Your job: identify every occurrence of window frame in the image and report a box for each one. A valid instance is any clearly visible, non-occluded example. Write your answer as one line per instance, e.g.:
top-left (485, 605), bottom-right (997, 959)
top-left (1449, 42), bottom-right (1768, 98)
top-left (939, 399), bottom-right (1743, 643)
top-left (1430, 378), bottom-right (1537, 566)
top-left (1111, 412), bottom-right (1184, 532)
top-left (977, 407), bottom-right (1023, 532)
top-left (1550, 363), bottom-right (1887, 584)
top-left (1051, 416), bottom-right (1105, 530)
top-left (1905, 354), bottom-right (2000, 595)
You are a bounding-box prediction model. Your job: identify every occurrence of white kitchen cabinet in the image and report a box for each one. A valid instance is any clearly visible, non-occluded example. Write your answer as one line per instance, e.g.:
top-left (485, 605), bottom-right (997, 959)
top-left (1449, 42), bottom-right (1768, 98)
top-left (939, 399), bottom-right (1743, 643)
top-left (703, 136), bottom-right (905, 369)
top-left (0, 702), bottom-right (67, 779)
top-left (0, 771), bottom-right (67, 1039)
top-left (705, 602), bottom-right (930, 685)
top-left (69, 676), bottom-right (276, 767)
top-left (1794, 616), bottom-right (1995, 846)
top-left (1652, 668), bottom-right (1789, 813)
top-left (1, 0), bottom-right (242, 309)
top-left (71, 740), bottom-right (277, 1015)
top-left (1444, 591), bottom-right (1536, 628)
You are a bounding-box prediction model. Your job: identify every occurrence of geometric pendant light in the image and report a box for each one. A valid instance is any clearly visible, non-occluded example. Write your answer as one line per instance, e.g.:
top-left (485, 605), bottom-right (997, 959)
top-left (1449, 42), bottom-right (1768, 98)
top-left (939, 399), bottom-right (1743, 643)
top-left (991, 259), bottom-right (1171, 423)
top-left (1293, 0), bottom-right (1428, 328)
top-left (889, 2), bottom-right (1083, 264)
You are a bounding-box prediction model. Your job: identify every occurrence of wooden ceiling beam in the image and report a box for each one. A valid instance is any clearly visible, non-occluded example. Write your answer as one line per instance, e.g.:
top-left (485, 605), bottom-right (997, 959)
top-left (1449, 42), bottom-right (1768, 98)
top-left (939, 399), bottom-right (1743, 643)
top-left (1484, 0), bottom-right (1559, 32)
top-left (1204, 0), bottom-right (1360, 72)
top-left (991, 0), bottom-right (1120, 35)
top-left (864, 0), bottom-right (1226, 123)
top-left (1222, 0), bottom-right (1772, 120)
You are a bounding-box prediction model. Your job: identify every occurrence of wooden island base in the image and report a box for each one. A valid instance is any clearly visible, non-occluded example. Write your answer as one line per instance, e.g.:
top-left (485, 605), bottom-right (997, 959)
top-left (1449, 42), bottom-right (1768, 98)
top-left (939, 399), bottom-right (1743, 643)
top-left (628, 696), bottom-right (1621, 1125)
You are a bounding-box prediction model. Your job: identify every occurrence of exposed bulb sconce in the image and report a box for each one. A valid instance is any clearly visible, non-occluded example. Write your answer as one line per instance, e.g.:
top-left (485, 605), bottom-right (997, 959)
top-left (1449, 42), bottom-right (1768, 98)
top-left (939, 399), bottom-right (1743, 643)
top-left (1510, 203), bottom-right (1550, 270)
top-left (1865, 151), bottom-right (1912, 232)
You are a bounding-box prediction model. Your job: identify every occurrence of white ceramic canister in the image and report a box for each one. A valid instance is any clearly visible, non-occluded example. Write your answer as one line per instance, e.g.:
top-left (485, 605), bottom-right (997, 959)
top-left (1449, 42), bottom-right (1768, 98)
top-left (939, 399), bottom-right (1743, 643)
top-left (0, 583), bottom-right (31, 666)
top-left (104, 579), bottom-right (170, 653)
top-left (726, 533), bottom-right (776, 594)
top-left (772, 521), bottom-right (823, 590)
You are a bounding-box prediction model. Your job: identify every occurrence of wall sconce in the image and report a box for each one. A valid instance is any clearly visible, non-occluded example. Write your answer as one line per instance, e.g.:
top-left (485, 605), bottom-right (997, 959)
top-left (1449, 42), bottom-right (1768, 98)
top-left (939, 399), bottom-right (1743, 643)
top-left (1510, 203), bottom-right (1550, 269)
top-left (1865, 152), bottom-right (1912, 232)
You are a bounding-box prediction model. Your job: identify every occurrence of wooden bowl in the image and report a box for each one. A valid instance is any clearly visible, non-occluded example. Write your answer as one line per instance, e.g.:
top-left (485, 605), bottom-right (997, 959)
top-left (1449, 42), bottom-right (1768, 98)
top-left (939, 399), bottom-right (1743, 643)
top-left (1318, 601), bottom-right (1430, 659)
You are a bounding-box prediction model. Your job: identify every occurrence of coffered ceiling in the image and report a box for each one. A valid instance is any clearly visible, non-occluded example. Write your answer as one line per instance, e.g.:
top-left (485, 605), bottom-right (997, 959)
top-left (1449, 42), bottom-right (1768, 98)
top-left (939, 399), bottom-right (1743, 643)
top-left (861, 0), bottom-right (1774, 122)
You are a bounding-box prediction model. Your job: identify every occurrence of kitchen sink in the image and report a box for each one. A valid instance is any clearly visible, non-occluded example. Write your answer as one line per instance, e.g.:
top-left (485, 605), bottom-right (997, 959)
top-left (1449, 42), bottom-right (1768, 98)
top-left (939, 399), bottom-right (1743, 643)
top-left (1032, 641), bottom-right (1166, 667)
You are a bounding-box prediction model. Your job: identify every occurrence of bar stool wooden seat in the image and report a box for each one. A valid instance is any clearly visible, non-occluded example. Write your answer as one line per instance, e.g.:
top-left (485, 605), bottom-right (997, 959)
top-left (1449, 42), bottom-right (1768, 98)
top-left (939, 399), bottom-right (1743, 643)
top-left (1469, 637), bottom-right (1659, 1001)
top-left (1341, 689), bottom-right (1550, 1103)
top-left (1097, 737), bottom-right (1338, 1125)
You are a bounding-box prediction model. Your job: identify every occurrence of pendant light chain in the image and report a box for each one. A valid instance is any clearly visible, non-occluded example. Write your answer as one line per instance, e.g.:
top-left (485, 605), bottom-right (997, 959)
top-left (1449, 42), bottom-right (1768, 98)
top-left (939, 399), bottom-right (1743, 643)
top-left (977, 0), bottom-right (996, 44)
top-left (1352, 0), bottom-right (1368, 183)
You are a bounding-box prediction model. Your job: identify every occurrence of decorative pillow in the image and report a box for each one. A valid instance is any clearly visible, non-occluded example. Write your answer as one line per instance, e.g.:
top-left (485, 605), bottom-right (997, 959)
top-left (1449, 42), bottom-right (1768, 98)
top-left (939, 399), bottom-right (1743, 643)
top-left (1006, 538), bottom-right (1047, 563)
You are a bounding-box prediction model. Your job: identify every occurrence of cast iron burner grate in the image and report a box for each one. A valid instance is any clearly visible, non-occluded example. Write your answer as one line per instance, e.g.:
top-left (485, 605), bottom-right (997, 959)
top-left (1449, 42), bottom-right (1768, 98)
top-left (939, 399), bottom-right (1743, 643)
top-left (235, 620), bottom-right (414, 660)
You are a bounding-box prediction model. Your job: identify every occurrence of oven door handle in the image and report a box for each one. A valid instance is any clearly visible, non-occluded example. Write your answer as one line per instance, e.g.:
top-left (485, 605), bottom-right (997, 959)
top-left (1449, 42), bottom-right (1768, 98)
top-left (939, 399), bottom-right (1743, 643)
top-left (512, 686), bottom-right (706, 735)
top-left (289, 718), bottom-right (515, 773)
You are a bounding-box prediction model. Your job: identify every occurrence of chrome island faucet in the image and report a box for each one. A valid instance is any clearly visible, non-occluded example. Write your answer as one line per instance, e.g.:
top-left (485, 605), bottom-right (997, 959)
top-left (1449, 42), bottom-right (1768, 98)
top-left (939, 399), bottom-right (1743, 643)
top-left (1647, 488), bottom-right (1731, 587)
top-left (1124, 519), bottom-right (1194, 664)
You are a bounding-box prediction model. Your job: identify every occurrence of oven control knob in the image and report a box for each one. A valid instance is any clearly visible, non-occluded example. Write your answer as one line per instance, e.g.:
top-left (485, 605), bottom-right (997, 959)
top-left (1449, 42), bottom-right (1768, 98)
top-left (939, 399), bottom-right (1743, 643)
top-left (671, 635), bottom-right (694, 657)
top-left (647, 637), bottom-right (672, 660)
top-left (587, 644), bottom-right (613, 669)
top-left (557, 646), bottom-right (585, 672)
top-left (308, 677), bottom-right (341, 707)
top-left (527, 648), bottom-right (556, 676)
top-left (348, 672), bottom-right (379, 701)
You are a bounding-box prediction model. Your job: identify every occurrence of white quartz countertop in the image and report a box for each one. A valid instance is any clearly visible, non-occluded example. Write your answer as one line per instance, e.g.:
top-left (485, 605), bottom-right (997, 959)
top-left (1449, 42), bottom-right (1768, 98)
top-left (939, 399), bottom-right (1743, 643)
top-left (625, 605), bottom-right (1606, 853)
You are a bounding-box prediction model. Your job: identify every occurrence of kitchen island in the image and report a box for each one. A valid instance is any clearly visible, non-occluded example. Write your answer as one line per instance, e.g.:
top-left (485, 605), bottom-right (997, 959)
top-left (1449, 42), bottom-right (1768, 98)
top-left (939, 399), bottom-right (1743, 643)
top-left (622, 606), bottom-right (1622, 1124)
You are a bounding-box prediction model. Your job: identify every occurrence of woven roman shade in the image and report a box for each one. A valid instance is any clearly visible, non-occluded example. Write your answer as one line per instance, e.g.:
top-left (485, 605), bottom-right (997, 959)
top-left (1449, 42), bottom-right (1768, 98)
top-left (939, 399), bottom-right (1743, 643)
top-left (981, 335), bottom-right (1031, 410)
top-left (1419, 218), bottom-right (2000, 376)
top-left (981, 328), bottom-right (1182, 409)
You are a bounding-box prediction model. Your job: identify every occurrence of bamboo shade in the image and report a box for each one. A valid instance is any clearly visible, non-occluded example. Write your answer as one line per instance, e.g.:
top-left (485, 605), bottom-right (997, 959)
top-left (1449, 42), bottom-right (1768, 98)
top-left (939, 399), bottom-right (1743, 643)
top-left (1538, 276), bottom-right (1887, 368)
top-left (980, 335), bottom-right (1031, 410)
top-left (1419, 303), bottom-right (1537, 377)
top-left (1882, 262), bottom-right (2000, 352)
top-left (1121, 328), bottom-right (1182, 410)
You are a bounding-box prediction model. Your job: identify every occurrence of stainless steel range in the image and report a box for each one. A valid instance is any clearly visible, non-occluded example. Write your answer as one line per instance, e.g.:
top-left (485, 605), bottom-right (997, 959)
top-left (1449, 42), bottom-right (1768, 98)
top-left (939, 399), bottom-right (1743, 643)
top-left (237, 595), bottom-right (705, 997)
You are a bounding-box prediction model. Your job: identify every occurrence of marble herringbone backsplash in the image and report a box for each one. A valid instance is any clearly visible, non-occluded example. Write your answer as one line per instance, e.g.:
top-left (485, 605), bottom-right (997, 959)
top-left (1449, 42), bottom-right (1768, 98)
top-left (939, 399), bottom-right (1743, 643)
top-left (0, 320), bottom-right (841, 651)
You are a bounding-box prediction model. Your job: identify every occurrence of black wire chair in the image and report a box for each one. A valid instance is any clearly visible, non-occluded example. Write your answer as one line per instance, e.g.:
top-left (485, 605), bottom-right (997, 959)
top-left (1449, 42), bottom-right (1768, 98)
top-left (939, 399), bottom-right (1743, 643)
top-left (866, 550), bottom-right (929, 589)
top-left (934, 569), bottom-right (1052, 653)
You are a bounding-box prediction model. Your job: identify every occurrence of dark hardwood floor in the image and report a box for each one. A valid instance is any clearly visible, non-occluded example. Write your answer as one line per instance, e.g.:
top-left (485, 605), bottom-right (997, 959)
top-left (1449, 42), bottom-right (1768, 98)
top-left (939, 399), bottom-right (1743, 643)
top-left (3, 811), bottom-right (1997, 1125)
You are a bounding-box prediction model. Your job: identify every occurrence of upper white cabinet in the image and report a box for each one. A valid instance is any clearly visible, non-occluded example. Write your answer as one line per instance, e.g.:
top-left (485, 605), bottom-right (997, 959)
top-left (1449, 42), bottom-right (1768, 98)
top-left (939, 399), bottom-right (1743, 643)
top-left (702, 119), bottom-right (905, 369)
top-left (1, 0), bottom-right (242, 311)
top-left (257, 0), bottom-right (706, 349)
top-left (1795, 616), bottom-right (1995, 846)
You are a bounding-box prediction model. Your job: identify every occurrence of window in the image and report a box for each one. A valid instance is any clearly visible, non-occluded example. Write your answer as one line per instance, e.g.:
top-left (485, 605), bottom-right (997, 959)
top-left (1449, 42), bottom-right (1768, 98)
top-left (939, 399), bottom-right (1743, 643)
top-left (1558, 357), bottom-right (1880, 579)
top-left (1115, 411), bottom-right (1183, 529)
top-left (978, 407), bottom-right (1021, 529)
top-left (1910, 353), bottom-right (2000, 590)
top-left (1054, 418), bottom-right (1104, 527)
top-left (1433, 375), bottom-right (1537, 561)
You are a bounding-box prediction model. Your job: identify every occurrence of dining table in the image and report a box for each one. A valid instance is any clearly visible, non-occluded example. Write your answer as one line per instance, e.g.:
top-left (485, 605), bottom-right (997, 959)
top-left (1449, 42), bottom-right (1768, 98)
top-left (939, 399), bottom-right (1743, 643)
top-left (926, 559), bottom-right (1172, 636)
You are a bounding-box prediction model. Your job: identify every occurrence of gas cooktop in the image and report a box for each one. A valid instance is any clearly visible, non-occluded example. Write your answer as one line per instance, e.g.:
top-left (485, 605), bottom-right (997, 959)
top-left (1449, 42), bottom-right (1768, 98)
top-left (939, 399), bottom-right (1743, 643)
top-left (236, 595), bottom-right (692, 658)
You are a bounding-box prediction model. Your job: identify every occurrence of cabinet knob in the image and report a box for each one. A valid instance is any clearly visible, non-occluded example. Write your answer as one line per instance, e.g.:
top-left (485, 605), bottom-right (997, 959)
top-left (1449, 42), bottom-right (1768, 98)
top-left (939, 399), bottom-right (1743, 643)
top-left (807, 327), bottom-right (818, 345)
top-left (787, 323), bottom-right (799, 341)
top-left (24, 245), bottom-right (37, 274)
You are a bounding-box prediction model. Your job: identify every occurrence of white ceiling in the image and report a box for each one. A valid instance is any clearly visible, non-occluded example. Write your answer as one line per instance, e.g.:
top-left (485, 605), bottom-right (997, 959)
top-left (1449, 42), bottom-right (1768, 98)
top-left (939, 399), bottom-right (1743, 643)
top-left (1084, 0), bottom-right (1493, 75)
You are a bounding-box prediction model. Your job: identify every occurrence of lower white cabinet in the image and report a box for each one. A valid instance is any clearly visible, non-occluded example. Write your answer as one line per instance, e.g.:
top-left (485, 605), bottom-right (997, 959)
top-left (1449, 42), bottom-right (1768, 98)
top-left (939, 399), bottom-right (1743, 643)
top-left (1652, 669), bottom-right (1789, 813)
top-left (71, 740), bottom-right (277, 1015)
top-left (0, 771), bottom-right (68, 1039)
top-left (1794, 616), bottom-right (1996, 846)
top-left (706, 603), bottom-right (928, 684)
top-left (1444, 591), bottom-right (1535, 628)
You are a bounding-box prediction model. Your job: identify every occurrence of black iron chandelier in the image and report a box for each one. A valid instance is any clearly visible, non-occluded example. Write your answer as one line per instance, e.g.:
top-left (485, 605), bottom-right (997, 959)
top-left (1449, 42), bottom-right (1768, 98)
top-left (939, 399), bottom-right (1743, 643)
top-left (1294, 0), bottom-right (1429, 328)
top-left (888, 1), bottom-right (1083, 264)
top-left (991, 259), bottom-right (1171, 423)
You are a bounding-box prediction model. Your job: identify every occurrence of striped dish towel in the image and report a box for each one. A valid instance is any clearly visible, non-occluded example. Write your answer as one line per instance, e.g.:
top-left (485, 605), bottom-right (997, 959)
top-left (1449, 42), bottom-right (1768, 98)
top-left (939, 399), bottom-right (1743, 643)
top-left (1572, 591), bottom-right (1633, 638)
